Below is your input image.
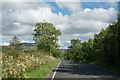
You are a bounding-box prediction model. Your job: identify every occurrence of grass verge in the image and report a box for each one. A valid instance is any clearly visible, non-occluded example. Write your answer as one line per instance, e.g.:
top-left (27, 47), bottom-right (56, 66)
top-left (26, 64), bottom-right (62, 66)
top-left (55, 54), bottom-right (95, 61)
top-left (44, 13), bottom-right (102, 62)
top-left (26, 60), bottom-right (59, 78)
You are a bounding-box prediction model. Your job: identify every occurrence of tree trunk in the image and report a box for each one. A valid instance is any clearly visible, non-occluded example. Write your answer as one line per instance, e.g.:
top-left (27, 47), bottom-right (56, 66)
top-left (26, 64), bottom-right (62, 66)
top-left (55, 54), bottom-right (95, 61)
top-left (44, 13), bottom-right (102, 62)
top-left (50, 48), bottom-right (51, 55)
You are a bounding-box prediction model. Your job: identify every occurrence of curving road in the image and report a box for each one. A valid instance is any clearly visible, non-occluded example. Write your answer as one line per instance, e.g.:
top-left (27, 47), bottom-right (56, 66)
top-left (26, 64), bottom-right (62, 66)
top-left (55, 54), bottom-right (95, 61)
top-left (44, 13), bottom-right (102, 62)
top-left (51, 60), bottom-right (120, 80)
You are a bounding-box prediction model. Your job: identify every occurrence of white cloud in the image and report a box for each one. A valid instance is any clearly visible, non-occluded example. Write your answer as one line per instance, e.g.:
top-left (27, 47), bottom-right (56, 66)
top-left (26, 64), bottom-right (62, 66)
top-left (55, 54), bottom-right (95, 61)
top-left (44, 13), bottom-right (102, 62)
top-left (66, 41), bottom-right (71, 44)
top-left (21, 40), bottom-right (35, 43)
top-left (13, 25), bottom-right (33, 35)
top-left (2, 0), bottom-right (43, 2)
top-left (0, 42), bottom-right (9, 46)
top-left (55, 0), bottom-right (118, 2)
top-left (12, 8), bottom-right (55, 25)
top-left (0, 2), bottom-right (2, 37)
top-left (2, 2), bottom-right (117, 49)
top-left (59, 8), bottom-right (117, 35)
top-left (70, 8), bottom-right (117, 23)
top-left (10, 7), bottom-right (69, 31)
top-left (14, 22), bottom-right (21, 26)
top-left (2, 0), bottom-right (119, 2)
top-left (84, 8), bottom-right (91, 12)
top-left (56, 1), bottom-right (82, 12)
top-left (107, 2), bottom-right (117, 7)
top-left (2, 2), bottom-right (54, 11)
top-left (56, 0), bottom-right (80, 2)
top-left (80, 0), bottom-right (119, 2)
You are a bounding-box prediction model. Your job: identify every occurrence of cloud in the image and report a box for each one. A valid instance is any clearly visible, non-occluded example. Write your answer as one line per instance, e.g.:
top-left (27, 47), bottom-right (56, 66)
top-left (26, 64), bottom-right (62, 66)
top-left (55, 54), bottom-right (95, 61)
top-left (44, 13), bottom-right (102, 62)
top-left (55, 0), bottom-right (119, 2)
top-left (14, 22), bottom-right (21, 26)
top-left (56, 0), bottom-right (82, 12)
top-left (2, 0), bottom-right (119, 2)
top-left (0, 2), bottom-right (2, 38)
top-left (56, 7), bottom-right (117, 48)
top-left (2, 0), bottom-right (43, 2)
top-left (2, 2), bottom-right (117, 48)
top-left (12, 8), bottom-right (56, 25)
top-left (2, 2), bottom-right (54, 11)
top-left (2, 2), bottom-right (54, 37)
top-left (0, 42), bottom-right (9, 46)
top-left (56, 0), bottom-right (80, 2)
top-left (106, 2), bottom-right (117, 7)
top-left (57, 8), bottom-right (117, 35)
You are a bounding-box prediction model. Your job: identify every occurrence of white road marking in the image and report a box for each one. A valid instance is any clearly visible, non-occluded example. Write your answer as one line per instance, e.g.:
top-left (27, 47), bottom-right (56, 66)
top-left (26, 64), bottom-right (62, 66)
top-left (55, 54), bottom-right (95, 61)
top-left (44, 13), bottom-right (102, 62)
top-left (51, 62), bottom-right (61, 80)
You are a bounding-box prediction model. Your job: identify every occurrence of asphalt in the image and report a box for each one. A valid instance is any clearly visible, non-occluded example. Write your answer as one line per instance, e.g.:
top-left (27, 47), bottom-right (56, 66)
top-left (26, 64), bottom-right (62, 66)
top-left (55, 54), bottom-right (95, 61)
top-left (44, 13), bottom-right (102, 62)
top-left (51, 60), bottom-right (120, 80)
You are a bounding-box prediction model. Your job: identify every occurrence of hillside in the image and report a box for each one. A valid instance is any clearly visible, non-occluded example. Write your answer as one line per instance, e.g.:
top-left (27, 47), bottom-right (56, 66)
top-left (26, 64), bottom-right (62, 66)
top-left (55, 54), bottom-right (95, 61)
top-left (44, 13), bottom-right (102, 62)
top-left (61, 49), bottom-right (67, 51)
top-left (20, 43), bottom-right (37, 47)
top-left (20, 43), bottom-right (37, 51)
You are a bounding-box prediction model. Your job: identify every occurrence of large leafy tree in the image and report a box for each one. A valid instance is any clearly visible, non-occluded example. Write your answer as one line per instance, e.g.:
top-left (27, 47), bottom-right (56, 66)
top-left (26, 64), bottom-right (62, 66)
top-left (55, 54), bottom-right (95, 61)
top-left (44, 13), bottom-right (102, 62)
top-left (65, 39), bottom-right (81, 62)
top-left (33, 21), bottom-right (61, 55)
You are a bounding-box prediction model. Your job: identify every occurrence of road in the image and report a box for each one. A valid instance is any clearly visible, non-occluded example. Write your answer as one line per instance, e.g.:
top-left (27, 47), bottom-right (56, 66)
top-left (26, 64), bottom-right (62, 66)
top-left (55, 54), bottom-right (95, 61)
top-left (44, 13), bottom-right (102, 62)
top-left (51, 60), bottom-right (120, 80)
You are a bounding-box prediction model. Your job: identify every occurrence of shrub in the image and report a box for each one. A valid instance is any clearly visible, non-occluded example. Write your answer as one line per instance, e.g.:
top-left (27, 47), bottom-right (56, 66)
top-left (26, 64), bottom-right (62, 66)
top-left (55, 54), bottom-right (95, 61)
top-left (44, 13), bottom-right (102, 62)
top-left (52, 49), bottom-right (64, 58)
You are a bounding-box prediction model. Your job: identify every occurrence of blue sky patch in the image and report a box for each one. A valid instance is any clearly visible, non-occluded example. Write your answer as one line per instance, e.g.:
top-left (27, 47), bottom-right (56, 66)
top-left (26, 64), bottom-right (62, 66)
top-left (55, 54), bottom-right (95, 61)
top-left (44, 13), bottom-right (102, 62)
top-left (47, 2), bottom-right (118, 16)
top-left (81, 2), bottom-right (118, 10)
top-left (47, 2), bottom-right (71, 15)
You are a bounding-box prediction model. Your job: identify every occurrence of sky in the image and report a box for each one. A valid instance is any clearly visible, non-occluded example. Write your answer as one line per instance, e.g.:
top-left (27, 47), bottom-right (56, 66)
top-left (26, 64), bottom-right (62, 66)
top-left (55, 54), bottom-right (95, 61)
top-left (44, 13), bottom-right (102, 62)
top-left (0, 0), bottom-right (119, 49)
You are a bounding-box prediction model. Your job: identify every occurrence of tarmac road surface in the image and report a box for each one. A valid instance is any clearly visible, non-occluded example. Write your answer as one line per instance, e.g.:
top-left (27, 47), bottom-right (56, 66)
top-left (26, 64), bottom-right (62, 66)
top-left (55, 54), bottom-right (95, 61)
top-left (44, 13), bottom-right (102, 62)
top-left (51, 60), bottom-right (120, 80)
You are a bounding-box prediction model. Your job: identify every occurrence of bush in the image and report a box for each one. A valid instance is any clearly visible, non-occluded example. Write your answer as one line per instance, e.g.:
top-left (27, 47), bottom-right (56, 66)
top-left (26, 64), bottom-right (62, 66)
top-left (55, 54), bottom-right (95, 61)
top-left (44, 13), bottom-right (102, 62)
top-left (2, 46), bottom-right (22, 58)
top-left (52, 49), bottom-right (64, 58)
top-left (6, 49), bottom-right (22, 58)
top-left (2, 46), bottom-right (11, 53)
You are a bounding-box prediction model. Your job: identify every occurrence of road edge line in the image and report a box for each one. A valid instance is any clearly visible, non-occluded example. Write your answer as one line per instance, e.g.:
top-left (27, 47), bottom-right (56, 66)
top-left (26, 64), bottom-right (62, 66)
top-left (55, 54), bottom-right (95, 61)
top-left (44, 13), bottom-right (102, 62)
top-left (51, 62), bottom-right (61, 80)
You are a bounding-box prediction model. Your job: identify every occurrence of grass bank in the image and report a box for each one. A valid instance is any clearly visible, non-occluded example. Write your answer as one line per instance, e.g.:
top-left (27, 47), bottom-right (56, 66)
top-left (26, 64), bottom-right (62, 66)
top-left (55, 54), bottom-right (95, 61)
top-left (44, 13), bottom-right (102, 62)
top-left (27, 60), bottom-right (59, 78)
top-left (2, 46), bottom-right (61, 78)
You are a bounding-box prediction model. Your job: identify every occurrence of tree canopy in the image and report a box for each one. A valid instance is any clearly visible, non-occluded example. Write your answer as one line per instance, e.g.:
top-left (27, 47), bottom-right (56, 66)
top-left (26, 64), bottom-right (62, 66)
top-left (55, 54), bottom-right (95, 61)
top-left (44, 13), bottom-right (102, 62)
top-left (64, 15), bottom-right (120, 72)
top-left (33, 21), bottom-right (61, 55)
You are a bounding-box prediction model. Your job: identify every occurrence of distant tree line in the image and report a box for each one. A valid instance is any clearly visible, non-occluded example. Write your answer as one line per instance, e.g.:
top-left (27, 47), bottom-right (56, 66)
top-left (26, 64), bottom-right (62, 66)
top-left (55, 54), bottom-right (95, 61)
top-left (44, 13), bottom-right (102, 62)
top-left (64, 15), bottom-right (120, 72)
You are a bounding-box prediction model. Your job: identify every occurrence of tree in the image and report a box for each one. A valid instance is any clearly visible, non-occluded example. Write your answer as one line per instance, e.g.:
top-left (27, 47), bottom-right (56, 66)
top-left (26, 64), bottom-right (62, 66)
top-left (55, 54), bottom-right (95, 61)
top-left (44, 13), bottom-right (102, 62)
top-left (33, 21), bottom-right (61, 55)
top-left (65, 39), bottom-right (81, 62)
top-left (68, 39), bottom-right (81, 49)
top-left (9, 36), bottom-right (20, 49)
top-left (64, 14), bottom-right (120, 73)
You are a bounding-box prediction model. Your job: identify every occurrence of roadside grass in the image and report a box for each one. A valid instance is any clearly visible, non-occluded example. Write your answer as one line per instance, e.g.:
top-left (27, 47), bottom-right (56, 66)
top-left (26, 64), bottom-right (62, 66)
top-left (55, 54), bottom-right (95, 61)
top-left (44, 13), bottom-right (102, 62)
top-left (2, 46), bottom-right (61, 78)
top-left (27, 60), bottom-right (59, 78)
